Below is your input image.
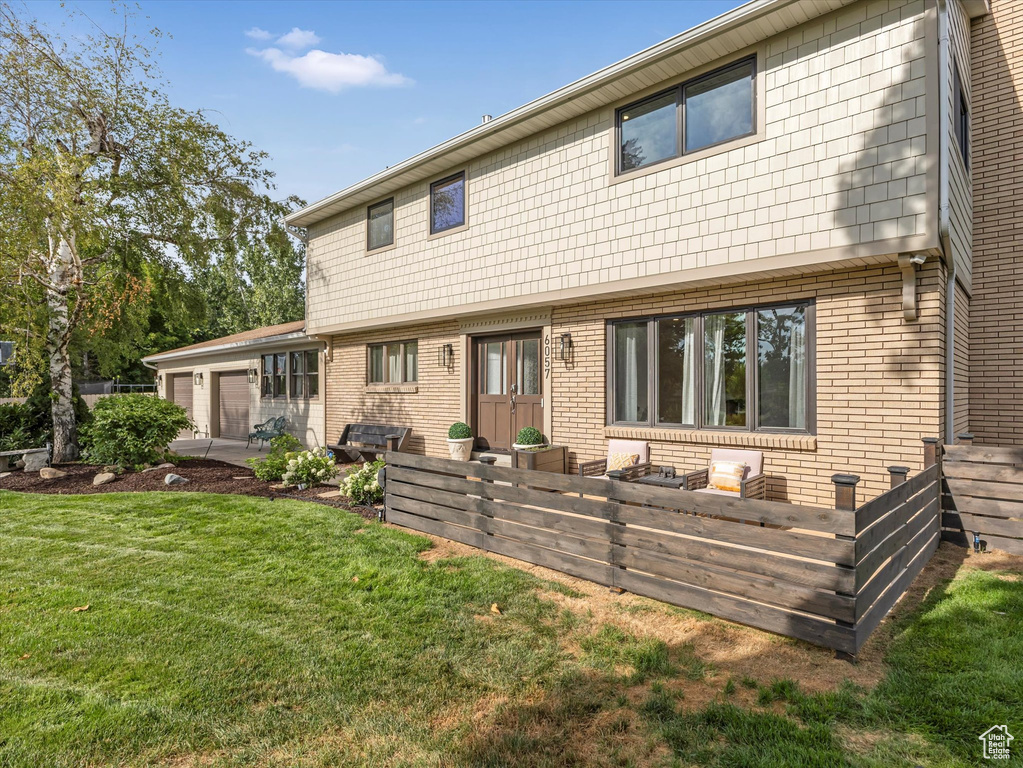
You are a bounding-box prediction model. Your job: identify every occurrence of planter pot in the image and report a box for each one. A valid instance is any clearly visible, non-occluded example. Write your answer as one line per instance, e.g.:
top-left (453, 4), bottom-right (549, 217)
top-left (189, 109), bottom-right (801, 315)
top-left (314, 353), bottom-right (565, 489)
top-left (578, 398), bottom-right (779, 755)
top-left (512, 444), bottom-right (567, 474)
top-left (512, 442), bottom-right (544, 451)
top-left (446, 437), bottom-right (474, 462)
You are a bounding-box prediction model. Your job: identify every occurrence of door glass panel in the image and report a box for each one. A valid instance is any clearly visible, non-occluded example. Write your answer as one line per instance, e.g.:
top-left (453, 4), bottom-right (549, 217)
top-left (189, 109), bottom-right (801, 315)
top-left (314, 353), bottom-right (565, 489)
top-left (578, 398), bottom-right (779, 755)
top-left (516, 339), bottom-right (540, 395)
top-left (484, 342), bottom-right (505, 395)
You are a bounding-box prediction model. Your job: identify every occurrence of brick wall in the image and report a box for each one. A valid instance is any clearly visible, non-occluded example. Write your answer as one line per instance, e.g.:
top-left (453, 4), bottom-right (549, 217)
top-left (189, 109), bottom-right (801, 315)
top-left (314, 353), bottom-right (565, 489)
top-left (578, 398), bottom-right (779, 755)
top-left (970, 0), bottom-right (1023, 445)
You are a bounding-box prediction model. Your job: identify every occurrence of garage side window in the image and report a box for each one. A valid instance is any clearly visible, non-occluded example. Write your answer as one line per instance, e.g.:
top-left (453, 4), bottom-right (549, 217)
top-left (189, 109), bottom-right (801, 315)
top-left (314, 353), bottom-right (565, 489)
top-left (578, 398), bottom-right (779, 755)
top-left (290, 350), bottom-right (319, 399)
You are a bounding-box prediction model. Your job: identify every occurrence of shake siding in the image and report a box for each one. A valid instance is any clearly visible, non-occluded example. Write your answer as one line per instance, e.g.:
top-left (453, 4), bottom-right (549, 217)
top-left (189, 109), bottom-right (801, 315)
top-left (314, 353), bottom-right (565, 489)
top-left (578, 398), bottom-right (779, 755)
top-left (970, 0), bottom-right (1023, 445)
top-left (947, 0), bottom-right (974, 291)
top-left (306, 0), bottom-right (933, 332)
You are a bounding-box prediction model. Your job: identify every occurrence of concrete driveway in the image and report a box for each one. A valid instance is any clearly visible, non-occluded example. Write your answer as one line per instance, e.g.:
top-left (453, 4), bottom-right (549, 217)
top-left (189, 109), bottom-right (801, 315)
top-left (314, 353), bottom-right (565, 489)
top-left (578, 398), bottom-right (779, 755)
top-left (168, 438), bottom-right (264, 468)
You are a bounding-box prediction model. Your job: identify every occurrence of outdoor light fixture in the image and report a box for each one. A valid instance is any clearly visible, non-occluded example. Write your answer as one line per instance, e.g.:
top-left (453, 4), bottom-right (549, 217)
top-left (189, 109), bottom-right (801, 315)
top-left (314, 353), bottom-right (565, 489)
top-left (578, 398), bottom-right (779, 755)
top-left (157, 374), bottom-right (163, 387)
top-left (558, 333), bottom-right (572, 361)
top-left (193, 371), bottom-right (204, 387)
top-left (438, 343), bottom-right (453, 367)
top-left (247, 367), bottom-right (258, 384)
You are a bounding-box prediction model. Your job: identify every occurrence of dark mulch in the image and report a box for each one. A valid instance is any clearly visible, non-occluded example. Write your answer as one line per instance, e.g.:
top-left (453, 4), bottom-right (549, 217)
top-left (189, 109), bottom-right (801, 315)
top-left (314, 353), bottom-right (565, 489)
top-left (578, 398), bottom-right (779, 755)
top-left (0, 459), bottom-right (380, 521)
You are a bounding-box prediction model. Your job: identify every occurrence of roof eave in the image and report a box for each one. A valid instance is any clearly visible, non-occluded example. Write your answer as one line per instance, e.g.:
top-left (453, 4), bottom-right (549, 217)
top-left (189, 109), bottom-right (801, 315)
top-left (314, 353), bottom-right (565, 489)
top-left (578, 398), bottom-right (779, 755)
top-left (142, 331), bottom-right (313, 365)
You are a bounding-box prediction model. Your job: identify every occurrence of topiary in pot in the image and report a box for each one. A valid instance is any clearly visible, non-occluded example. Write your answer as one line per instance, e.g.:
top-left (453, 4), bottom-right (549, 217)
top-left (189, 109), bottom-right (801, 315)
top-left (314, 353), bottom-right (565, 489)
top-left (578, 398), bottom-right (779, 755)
top-left (513, 426), bottom-right (545, 450)
top-left (446, 422), bottom-right (474, 461)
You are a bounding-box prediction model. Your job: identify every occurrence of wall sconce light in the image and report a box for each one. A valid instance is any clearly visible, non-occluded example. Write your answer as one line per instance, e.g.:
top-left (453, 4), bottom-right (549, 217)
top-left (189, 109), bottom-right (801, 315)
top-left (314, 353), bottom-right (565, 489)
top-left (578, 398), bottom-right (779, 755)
top-left (247, 367), bottom-right (258, 384)
top-left (157, 374), bottom-right (163, 387)
top-left (193, 371), bottom-right (204, 387)
top-left (438, 343), bottom-right (453, 367)
top-left (558, 333), bottom-right (572, 361)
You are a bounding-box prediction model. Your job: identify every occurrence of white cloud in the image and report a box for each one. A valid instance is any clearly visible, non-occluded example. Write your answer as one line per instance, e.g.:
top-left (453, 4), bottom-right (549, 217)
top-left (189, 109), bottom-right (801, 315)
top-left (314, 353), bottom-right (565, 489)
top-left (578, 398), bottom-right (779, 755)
top-left (247, 47), bottom-right (412, 93)
top-left (276, 27), bottom-right (321, 50)
top-left (244, 26), bottom-right (273, 40)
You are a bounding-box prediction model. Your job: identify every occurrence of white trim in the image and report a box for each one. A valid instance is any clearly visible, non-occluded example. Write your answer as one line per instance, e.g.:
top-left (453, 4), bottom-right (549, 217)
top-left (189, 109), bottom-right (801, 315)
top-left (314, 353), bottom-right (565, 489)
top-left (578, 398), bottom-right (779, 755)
top-left (143, 332), bottom-right (312, 364)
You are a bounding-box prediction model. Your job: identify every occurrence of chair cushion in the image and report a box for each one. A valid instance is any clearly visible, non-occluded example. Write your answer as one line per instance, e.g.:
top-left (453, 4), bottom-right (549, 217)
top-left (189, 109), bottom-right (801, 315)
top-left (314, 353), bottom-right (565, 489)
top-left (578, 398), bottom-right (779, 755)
top-left (709, 448), bottom-right (763, 478)
top-left (708, 460), bottom-right (747, 493)
top-left (607, 452), bottom-right (640, 472)
top-left (607, 439), bottom-right (649, 465)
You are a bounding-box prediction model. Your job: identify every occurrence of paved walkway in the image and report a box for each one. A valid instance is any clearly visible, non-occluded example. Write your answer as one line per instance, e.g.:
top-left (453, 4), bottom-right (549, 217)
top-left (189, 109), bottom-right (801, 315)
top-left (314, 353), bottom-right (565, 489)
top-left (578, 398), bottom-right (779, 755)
top-left (168, 437), bottom-right (264, 468)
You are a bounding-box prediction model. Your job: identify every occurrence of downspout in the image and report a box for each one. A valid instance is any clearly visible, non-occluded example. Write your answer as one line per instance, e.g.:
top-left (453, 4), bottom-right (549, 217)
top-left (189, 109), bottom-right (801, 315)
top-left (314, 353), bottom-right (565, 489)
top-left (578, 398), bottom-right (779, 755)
top-left (142, 358), bottom-right (159, 394)
top-left (937, 0), bottom-right (956, 446)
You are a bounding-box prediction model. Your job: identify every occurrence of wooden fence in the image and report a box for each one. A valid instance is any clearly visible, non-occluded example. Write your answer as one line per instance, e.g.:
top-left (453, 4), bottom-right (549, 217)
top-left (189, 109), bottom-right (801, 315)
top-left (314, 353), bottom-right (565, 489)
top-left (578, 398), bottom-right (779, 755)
top-left (942, 438), bottom-right (1023, 555)
top-left (382, 446), bottom-right (941, 655)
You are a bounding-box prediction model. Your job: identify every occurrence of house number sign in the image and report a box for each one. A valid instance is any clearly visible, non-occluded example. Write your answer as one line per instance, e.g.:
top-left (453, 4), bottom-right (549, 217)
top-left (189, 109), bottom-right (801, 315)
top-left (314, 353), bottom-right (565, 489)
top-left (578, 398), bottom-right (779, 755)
top-left (544, 332), bottom-right (551, 380)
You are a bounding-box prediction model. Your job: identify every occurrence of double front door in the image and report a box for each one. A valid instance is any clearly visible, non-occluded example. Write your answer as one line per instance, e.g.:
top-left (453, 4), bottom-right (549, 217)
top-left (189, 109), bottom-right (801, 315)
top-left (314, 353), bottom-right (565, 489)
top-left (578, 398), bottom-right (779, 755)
top-left (474, 332), bottom-right (544, 451)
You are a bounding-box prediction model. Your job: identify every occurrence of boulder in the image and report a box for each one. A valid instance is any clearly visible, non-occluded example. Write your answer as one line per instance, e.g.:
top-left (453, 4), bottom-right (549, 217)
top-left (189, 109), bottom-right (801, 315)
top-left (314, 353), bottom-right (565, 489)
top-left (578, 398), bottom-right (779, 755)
top-left (39, 467), bottom-right (66, 480)
top-left (23, 453), bottom-right (48, 472)
top-left (164, 473), bottom-right (189, 486)
top-left (93, 472), bottom-right (117, 486)
top-left (142, 462), bottom-right (175, 473)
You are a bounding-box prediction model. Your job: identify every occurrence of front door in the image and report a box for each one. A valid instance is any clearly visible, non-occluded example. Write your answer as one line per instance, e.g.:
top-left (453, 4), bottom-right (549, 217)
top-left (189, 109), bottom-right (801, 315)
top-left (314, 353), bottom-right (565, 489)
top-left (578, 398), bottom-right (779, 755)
top-left (474, 332), bottom-right (544, 451)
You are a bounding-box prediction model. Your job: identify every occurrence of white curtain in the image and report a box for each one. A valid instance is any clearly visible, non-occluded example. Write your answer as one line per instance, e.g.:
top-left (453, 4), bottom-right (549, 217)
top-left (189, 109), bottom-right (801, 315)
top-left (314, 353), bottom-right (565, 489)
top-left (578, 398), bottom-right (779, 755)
top-left (788, 316), bottom-right (807, 429)
top-left (681, 320), bottom-right (696, 424)
top-left (706, 315), bottom-right (726, 426)
top-left (620, 327), bottom-right (640, 421)
top-left (388, 345), bottom-right (402, 383)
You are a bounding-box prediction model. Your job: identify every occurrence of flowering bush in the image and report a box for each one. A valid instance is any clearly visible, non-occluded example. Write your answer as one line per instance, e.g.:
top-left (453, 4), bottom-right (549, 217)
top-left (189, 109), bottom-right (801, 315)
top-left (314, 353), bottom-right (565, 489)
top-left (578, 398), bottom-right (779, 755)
top-left (340, 459), bottom-right (385, 505)
top-left (281, 448), bottom-right (339, 488)
top-left (247, 433), bottom-right (303, 481)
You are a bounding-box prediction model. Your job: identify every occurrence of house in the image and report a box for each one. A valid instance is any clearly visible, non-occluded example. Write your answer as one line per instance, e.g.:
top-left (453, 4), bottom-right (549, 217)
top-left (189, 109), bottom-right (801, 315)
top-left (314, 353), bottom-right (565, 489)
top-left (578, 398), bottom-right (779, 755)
top-left (281, 0), bottom-right (992, 507)
top-left (142, 321), bottom-right (327, 447)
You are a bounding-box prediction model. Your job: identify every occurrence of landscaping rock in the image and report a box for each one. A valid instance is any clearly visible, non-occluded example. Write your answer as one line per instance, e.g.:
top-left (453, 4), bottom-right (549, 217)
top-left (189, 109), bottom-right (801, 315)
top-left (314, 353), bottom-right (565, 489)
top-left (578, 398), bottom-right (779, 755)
top-left (39, 467), bottom-right (66, 480)
top-left (0, 472), bottom-right (10, 479)
top-left (23, 453), bottom-right (48, 472)
top-left (164, 473), bottom-right (189, 486)
top-left (93, 472), bottom-right (117, 486)
top-left (141, 462), bottom-right (175, 473)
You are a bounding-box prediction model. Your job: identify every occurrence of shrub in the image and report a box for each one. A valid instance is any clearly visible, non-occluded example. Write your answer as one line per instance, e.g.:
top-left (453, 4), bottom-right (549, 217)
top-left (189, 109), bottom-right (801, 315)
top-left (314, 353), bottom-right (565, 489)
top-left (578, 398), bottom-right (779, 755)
top-left (340, 459), bottom-right (385, 505)
top-left (83, 394), bottom-right (192, 468)
top-left (23, 379), bottom-right (91, 444)
top-left (448, 422), bottom-right (472, 440)
top-left (282, 448), bottom-right (338, 488)
top-left (0, 402), bottom-right (40, 450)
top-left (515, 426), bottom-right (543, 446)
top-left (246, 433), bottom-right (303, 481)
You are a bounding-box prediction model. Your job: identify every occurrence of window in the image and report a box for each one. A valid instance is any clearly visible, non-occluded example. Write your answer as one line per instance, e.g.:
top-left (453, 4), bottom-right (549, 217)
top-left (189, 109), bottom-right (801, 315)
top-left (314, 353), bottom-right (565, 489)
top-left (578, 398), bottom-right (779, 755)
top-left (290, 350), bottom-right (319, 399)
top-left (609, 302), bottom-right (812, 432)
top-left (954, 61), bottom-right (970, 171)
top-left (430, 172), bottom-right (465, 234)
top-left (0, 341), bottom-right (13, 366)
top-left (262, 353), bottom-right (287, 398)
top-left (616, 57), bottom-right (755, 174)
top-left (368, 340), bottom-right (418, 384)
top-left (367, 198), bottom-right (394, 251)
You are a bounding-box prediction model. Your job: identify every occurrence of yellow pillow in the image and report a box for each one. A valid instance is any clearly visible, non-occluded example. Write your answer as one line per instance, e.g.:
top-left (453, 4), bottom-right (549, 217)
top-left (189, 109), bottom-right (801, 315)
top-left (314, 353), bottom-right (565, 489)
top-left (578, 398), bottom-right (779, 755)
top-left (607, 452), bottom-right (640, 472)
top-left (707, 460), bottom-right (747, 493)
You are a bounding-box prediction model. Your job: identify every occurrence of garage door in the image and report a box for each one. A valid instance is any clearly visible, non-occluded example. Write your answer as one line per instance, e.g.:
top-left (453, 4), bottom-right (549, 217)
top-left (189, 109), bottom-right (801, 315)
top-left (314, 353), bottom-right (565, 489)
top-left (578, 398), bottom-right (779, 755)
top-left (218, 371), bottom-right (250, 440)
top-left (171, 373), bottom-right (193, 418)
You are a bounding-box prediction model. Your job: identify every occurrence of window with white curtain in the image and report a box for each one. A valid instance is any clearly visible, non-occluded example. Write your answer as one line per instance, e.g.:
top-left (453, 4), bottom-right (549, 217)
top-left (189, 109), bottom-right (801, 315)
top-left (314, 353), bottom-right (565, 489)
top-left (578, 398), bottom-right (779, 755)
top-left (609, 303), bottom-right (812, 432)
top-left (368, 341), bottom-right (418, 384)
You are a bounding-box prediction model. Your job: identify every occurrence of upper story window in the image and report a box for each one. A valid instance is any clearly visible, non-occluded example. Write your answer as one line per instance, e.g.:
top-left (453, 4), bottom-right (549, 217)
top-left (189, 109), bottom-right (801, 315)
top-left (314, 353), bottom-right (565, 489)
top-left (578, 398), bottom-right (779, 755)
top-left (367, 198), bottom-right (394, 251)
top-left (430, 172), bottom-right (465, 234)
top-left (954, 61), bottom-right (970, 172)
top-left (368, 340), bottom-right (418, 384)
top-left (617, 57), bottom-right (755, 174)
top-left (609, 302), bottom-right (812, 433)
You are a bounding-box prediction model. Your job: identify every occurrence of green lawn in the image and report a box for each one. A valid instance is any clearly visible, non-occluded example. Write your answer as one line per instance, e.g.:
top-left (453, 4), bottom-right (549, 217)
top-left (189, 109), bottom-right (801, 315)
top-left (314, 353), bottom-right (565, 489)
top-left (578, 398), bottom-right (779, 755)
top-left (0, 490), bottom-right (1019, 767)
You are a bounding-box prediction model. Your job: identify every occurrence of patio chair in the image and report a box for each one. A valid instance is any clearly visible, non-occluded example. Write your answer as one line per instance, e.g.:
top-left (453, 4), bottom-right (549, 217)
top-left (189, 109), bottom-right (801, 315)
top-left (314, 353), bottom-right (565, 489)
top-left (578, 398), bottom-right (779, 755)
top-left (248, 416), bottom-right (287, 450)
top-left (578, 439), bottom-right (651, 481)
top-left (682, 448), bottom-right (767, 499)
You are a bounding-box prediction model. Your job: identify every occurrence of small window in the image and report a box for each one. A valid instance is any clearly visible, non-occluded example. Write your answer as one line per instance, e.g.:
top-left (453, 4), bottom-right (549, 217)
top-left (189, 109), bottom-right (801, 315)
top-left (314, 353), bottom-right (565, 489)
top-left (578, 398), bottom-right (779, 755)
top-left (262, 353), bottom-right (287, 398)
top-left (367, 198), bottom-right (394, 251)
top-left (261, 354), bottom-right (274, 398)
top-left (954, 61), bottom-right (970, 171)
top-left (290, 350), bottom-right (319, 399)
top-left (368, 340), bottom-right (418, 384)
top-left (430, 172), bottom-right (465, 234)
top-left (616, 56), bottom-right (755, 174)
top-left (0, 341), bottom-right (13, 366)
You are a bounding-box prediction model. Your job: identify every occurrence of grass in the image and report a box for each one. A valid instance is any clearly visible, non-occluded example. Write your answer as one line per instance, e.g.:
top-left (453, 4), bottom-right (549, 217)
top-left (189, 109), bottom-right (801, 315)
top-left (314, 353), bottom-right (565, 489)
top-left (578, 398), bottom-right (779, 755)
top-left (0, 490), bottom-right (1020, 767)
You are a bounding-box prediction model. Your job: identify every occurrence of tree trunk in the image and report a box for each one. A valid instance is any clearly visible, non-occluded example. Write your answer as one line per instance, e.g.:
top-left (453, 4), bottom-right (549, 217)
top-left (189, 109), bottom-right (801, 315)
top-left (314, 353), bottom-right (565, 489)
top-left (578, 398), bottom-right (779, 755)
top-left (46, 233), bottom-right (79, 462)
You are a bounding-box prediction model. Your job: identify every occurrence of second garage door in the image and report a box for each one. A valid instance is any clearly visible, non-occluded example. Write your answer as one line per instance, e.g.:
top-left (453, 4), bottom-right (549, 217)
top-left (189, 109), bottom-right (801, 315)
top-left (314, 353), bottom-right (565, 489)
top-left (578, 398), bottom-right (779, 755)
top-left (218, 371), bottom-right (250, 440)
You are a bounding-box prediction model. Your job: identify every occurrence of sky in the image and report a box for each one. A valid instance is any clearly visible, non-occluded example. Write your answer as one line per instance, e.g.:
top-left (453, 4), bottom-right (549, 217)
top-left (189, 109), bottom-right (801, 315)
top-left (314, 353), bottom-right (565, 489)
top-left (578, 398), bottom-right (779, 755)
top-left (26, 0), bottom-right (746, 209)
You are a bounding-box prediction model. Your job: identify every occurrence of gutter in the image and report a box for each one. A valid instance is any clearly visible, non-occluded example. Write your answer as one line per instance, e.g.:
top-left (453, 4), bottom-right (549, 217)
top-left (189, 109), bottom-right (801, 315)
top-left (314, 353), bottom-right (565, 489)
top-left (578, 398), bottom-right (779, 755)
top-left (937, 0), bottom-right (955, 446)
top-left (142, 331), bottom-right (311, 365)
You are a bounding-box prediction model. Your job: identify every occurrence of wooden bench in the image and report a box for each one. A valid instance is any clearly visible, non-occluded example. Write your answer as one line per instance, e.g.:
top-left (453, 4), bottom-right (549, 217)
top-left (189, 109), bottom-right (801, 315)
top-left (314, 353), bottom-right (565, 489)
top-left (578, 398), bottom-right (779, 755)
top-left (0, 445), bottom-right (50, 473)
top-left (329, 424), bottom-right (412, 462)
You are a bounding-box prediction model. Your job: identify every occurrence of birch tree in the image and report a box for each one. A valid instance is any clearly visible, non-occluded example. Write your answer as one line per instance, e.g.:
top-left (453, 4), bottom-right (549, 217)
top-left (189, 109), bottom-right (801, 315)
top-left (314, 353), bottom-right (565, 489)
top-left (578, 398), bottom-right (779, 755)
top-left (0, 3), bottom-right (288, 460)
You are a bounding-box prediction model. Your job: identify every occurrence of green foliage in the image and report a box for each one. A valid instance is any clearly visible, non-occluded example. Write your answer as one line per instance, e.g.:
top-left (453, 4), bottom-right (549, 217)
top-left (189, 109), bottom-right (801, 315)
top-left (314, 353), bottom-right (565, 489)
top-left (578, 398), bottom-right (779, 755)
top-left (515, 426), bottom-right (543, 446)
top-left (246, 433), bottom-right (303, 481)
top-left (21, 380), bottom-right (91, 445)
top-left (281, 448), bottom-right (338, 488)
top-left (580, 625), bottom-right (677, 684)
top-left (83, 394), bottom-right (192, 468)
top-left (340, 459), bottom-right (385, 505)
top-left (447, 422), bottom-right (472, 440)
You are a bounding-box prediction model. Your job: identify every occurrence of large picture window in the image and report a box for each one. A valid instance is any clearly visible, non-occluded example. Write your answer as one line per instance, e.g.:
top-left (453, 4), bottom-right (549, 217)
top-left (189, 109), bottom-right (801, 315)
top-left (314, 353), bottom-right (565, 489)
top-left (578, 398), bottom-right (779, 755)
top-left (430, 171), bottom-right (465, 234)
top-left (609, 303), bottom-right (812, 433)
top-left (368, 340), bottom-right (418, 384)
top-left (617, 56), bottom-right (755, 174)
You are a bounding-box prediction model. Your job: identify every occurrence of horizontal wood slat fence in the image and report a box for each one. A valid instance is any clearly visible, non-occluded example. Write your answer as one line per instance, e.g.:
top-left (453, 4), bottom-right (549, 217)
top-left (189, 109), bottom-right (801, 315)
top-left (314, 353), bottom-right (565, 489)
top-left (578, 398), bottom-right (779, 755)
top-left (942, 437), bottom-right (1023, 555)
top-left (382, 443), bottom-right (941, 655)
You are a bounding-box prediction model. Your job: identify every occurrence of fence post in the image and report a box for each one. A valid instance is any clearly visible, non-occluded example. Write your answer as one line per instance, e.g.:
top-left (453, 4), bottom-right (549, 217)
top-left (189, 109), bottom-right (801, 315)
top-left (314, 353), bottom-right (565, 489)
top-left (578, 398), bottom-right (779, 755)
top-left (956, 433), bottom-right (974, 446)
top-left (477, 456), bottom-right (497, 552)
top-left (832, 474), bottom-right (860, 512)
top-left (923, 436), bottom-right (943, 516)
top-left (606, 469), bottom-right (626, 594)
top-left (887, 466), bottom-right (910, 490)
top-left (922, 437), bottom-right (940, 468)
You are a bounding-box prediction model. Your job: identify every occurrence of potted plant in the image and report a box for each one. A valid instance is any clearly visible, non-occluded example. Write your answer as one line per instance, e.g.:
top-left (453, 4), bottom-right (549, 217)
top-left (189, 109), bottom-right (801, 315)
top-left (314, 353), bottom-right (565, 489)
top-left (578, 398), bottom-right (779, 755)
top-left (446, 422), bottom-right (474, 461)
top-left (512, 426), bottom-right (545, 451)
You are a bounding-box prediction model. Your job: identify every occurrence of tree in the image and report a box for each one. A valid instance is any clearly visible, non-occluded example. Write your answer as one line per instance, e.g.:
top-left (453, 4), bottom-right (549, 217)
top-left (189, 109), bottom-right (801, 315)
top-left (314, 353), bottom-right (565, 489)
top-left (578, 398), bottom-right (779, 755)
top-left (0, 3), bottom-right (294, 460)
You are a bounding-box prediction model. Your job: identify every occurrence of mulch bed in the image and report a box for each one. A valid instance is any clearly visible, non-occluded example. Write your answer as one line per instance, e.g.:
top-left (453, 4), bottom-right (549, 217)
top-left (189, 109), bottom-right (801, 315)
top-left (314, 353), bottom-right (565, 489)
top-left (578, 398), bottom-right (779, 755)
top-left (0, 459), bottom-right (380, 521)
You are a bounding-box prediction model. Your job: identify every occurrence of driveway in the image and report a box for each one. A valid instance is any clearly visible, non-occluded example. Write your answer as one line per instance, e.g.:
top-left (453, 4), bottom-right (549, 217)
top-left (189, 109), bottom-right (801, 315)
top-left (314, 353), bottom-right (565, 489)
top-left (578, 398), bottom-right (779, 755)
top-left (168, 438), bottom-right (263, 468)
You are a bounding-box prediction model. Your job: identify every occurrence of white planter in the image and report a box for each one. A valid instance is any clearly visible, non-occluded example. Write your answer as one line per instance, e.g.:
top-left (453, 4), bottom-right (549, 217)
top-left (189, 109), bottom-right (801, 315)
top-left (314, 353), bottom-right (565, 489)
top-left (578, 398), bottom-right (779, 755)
top-left (512, 443), bottom-right (545, 451)
top-left (446, 437), bottom-right (474, 461)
